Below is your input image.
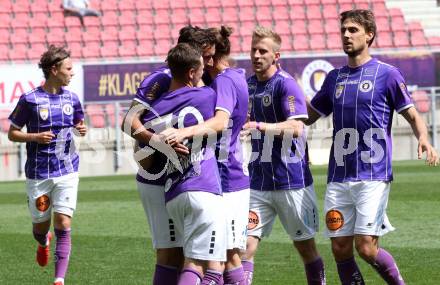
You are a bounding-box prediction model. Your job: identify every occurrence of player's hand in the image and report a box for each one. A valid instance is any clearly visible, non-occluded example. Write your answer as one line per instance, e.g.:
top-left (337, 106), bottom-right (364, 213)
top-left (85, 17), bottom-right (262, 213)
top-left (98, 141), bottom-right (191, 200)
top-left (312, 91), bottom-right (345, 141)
top-left (160, 128), bottom-right (188, 145)
top-left (74, 121), bottom-right (87, 136)
top-left (172, 142), bottom-right (190, 155)
top-left (418, 138), bottom-right (439, 166)
top-left (243, 121), bottom-right (258, 130)
top-left (33, 131), bottom-right (55, 144)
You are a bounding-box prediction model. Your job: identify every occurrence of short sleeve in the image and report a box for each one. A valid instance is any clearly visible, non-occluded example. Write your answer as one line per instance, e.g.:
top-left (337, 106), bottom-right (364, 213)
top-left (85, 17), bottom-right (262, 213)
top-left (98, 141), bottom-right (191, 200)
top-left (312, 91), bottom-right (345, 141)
top-left (213, 76), bottom-right (236, 116)
top-left (386, 68), bottom-right (414, 113)
top-left (134, 71), bottom-right (171, 106)
top-left (73, 96), bottom-right (84, 124)
top-left (280, 77), bottom-right (308, 120)
top-left (310, 71), bottom-right (335, 117)
top-left (8, 95), bottom-right (31, 129)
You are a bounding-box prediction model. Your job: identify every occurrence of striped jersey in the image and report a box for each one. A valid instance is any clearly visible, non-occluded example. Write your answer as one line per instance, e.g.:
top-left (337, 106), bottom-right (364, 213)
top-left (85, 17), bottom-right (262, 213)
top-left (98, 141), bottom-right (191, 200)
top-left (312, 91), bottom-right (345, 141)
top-left (141, 86), bottom-right (221, 202)
top-left (247, 70), bottom-right (313, 191)
top-left (134, 66), bottom-right (171, 186)
top-left (213, 68), bottom-right (250, 192)
top-left (310, 58), bottom-right (414, 183)
top-left (9, 87), bottom-right (84, 179)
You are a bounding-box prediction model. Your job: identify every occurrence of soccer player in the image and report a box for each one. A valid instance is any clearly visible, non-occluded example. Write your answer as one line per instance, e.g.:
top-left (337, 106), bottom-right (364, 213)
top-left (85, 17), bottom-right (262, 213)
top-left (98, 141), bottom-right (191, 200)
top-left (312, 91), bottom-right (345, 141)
top-left (8, 45), bottom-right (86, 285)
top-left (140, 43), bottom-right (226, 285)
top-left (121, 26), bottom-right (217, 285)
top-left (306, 10), bottom-right (439, 285)
top-left (242, 26), bottom-right (326, 285)
top-left (162, 26), bottom-right (250, 284)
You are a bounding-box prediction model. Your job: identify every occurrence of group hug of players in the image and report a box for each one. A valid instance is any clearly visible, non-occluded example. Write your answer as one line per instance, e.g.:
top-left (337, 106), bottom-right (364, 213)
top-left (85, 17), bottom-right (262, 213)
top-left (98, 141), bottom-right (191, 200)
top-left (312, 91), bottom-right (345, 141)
top-left (8, 8), bottom-right (438, 285)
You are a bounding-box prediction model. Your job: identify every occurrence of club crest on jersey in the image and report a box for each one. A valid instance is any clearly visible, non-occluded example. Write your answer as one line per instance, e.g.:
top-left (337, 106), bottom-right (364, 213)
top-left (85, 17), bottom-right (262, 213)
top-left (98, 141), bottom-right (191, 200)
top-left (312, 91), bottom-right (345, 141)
top-left (39, 108), bottom-right (49, 120)
top-left (359, 80), bottom-right (373, 93)
top-left (335, 84), bottom-right (344, 99)
top-left (63, 103), bottom-right (74, 115)
top-left (262, 94), bottom-right (271, 107)
top-left (399, 82), bottom-right (409, 97)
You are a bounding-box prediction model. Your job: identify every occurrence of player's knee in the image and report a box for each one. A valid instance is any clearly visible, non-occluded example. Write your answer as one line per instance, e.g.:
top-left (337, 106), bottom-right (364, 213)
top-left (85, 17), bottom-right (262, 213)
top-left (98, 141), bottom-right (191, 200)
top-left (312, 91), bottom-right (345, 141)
top-left (156, 248), bottom-right (184, 268)
top-left (331, 239), bottom-right (354, 261)
top-left (53, 213), bottom-right (71, 230)
top-left (355, 243), bottom-right (377, 263)
top-left (294, 239), bottom-right (319, 262)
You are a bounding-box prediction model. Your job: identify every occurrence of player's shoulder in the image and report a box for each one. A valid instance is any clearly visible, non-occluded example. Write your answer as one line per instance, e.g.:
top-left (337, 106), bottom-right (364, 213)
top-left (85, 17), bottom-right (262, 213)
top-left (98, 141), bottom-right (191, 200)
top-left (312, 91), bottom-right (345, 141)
top-left (20, 87), bottom-right (42, 102)
top-left (61, 88), bottom-right (80, 100)
top-left (139, 66), bottom-right (171, 87)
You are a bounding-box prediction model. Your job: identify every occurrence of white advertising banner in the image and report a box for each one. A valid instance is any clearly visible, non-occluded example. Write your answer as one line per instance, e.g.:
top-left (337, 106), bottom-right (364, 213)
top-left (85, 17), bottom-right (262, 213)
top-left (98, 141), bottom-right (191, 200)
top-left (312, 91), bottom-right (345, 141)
top-left (0, 63), bottom-right (83, 108)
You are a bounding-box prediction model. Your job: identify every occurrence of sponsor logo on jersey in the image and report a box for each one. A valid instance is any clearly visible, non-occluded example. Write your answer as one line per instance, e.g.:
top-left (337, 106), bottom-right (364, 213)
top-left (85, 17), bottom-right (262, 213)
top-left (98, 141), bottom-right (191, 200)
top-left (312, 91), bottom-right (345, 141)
top-left (248, 210), bottom-right (259, 230)
top-left (363, 68), bottom-right (376, 76)
top-left (248, 83), bottom-right (257, 92)
top-left (337, 73), bottom-right (349, 79)
top-left (63, 103), bottom-right (74, 115)
top-left (302, 60), bottom-right (334, 97)
top-left (288, 96), bottom-right (295, 113)
top-left (326, 209), bottom-right (344, 231)
top-left (36, 194), bottom-right (50, 212)
top-left (39, 108), bottom-right (49, 120)
top-left (262, 94), bottom-right (272, 107)
top-left (359, 80), bottom-right (373, 92)
top-left (335, 84), bottom-right (344, 99)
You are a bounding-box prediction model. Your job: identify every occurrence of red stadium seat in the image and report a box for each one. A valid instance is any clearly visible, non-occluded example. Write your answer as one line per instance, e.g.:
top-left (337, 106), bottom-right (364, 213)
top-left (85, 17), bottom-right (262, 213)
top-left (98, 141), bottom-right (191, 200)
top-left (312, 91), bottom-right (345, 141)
top-left (0, 44), bottom-right (9, 61)
top-left (100, 41), bottom-right (119, 58)
top-left (30, 0), bottom-right (49, 14)
top-left (306, 5), bottom-right (322, 20)
top-left (12, 0), bottom-right (31, 14)
top-left (280, 34), bottom-right (293, 51)
top-left (0, 14), bottom-right (11, 29)
top-left (82, 26), bottom-right (102, 43)
top-left (67, 42), bottom-right (83, 59)
top-left (327, 33), bottom-right (341, 50)
top-left (206, 8), bottom-right (222, 25)
top-left (273, 6), bottom-right (289, 21)
top-left (411, 90), bottom-right (430, 113)
top-left (239, 21), bottom-right (255, 37)
top-left (85, 104), bottom-right (106, 128)
top-left (376, 16), bottom-right (391, 32)
top-left (292, 34), bottom-right (309, 51)
top-left (135, 1), bottom-right (153, 11)
top-left (153, 39), bottom-right (172, 56)
top-left (239, 7), bottom-right (255, 22)
top-left (229, 35), bottom-right (241, 54)
top-left (321, 0), bottom-right (337, 3)
top-left (8, 43), bottom-right (28, 61)
top-left (100, 11), bottom-right (119, 27)
top-left (391, 17), bottom-right (406, 32)
top-left (310, 34), bottom-right (326, 51)
top-left (324, 19), bottom-right (339, 34)
top-left (136, 11), bottom-right (154, 27)
top-left (83, 17), bottom-right (101, 27)
top-left (119, 40), bottom-right (137, 58)
top-left (65, 16), bottom-right (82, 28)
top-left (410, 31), bottom-right (428, 47)
top-left (119, 26), bottom-right (137, 42)
top-left (170, 8), bottom-right (188, 26)
top-left (47, 12), bottom-right (65, 28)
top-left (353, 2), bottom-right (370, 10)
top-left (308, 19), bottom-right (324, 35)
top-left (428, 36), bottom-right (440, 47)
top-left (28, 43), bottom-right (47, 60)
top-left (290, 5), bottom-right (306, 20)
top-left (338, 0), bottom-right (353, 3)
top-left (117, 0), bottom-right (136, 11)
top-left (0, 28), bottom-right (9, 44)
top-left (322, 4), bottom-right (338, 19)
top-left (101, 26), bottom-right (119, 42)
top-left (240, 35), bottom-right (252, 53)
top-left (28, 27), bottom-right (47, 44)
top-left (82, 41), bottom-right (101, 58)
top-left (137, 40), bottom-right (155, 57)
top-left (0, 109), bottom-right (11, 132)
top-left (170, 0), bottom-right (187, 9)
top-left (256, 6), bottom-right (272, 22)
top-left (153, 9), bottom-right (171, 25)
top-left (393, 31), bottom-right (410, 48)
top-left (291, 20), bottom-right (307, 35)
top-left (189, 0), bottom-right (205, 8)
top-left (221, 0), bottom-right (238, 8)
top-left (99, 0), bottom-right (119, 12)
top-left (276, 20), bottom-right (291, 35)
top-left (204, 0), bottom-right (221, 8)
top-left (11, 13), bottom-right (30, 29)
top-left (338, 3), bottom-right (353, 12)
top-left (65, 27), bottom-right (84, 44)
top-left (222, 8), bottom-right (239, 23)
top-left (46, 27), bottom-right (66, 46)
top-left (376, 33), bottom-right (394, 48)
top-left (304, 0), bottom-right (320, 4)
top-left (10, 28), bottom-right (28, 45)
top-left (153, 24), bottom-right (171, 40)
top-left (152, 0), bottom-right (170, 10)
top-left (30, 12), bottom-right (49, 29)
top-left (119, 11), bottom-right (137, 26)
top-left (271, 0), bottom-right (288, 6)
top-left (408, 22), bottom-right (423, 33)
top-left (136, 28), bottom-right (154, 41)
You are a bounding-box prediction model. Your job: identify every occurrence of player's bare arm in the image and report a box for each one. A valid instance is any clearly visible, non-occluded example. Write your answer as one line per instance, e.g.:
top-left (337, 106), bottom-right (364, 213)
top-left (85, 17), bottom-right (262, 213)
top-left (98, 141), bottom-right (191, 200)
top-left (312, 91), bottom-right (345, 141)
top-left (161, 110), bottom-right (230, 145)
top-left (401, 106), bottom-right (439, 166)
top-left (74, 120), bottom-right (87, 136)
top-left (242, 118), bottom-right (304, 138)
top-left (8, 126), bottom-right (54, 144)
top-left (304, 100), bottom-right (322, 126)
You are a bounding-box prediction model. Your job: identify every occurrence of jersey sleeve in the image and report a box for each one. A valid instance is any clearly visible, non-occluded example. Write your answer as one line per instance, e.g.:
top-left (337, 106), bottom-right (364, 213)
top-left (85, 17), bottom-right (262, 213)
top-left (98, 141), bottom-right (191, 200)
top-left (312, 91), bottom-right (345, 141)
top-left (72, 95), bottom-right (85, 124)
top-left (213, 76), bottom-right (236, 116)
top-left (8, 95), bottom-right (31, 129)
top-left (310, 71), bottom-right (335, 117)
top-left (280, 77), bottom-right (308, 120)
top-left (134, 72), bottom-right (171, 106)
top-left (386, 68), bottom-right (414, 113)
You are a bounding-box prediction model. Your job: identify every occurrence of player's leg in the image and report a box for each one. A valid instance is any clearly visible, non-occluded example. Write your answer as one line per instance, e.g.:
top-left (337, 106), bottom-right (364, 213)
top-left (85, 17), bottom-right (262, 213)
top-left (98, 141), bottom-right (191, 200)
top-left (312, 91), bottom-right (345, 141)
top-left (353, 181), bottom-right (404, 284)
top-left (275, 186), bottom-right (325, 284)
top-left (137, 182), bottom-right (183, 285)
top-left (223, 190), bottom-right (250, 285)
top-left (167, 192), bottom-right (227, 285)
top-left (26, 178), bottom-right (53, 267)
top-left (325, 182), bottom-right (364, 284)
top-left (241, 190), bottom-right (276, 285)
top-left (50, 172), bottom-right (79, 285)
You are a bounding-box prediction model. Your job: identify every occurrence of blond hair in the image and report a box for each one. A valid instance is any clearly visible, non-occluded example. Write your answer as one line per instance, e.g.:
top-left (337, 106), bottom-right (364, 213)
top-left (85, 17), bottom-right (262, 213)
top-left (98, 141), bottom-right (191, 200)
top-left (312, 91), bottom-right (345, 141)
top-left (252, 26), bottom-right (282, 52)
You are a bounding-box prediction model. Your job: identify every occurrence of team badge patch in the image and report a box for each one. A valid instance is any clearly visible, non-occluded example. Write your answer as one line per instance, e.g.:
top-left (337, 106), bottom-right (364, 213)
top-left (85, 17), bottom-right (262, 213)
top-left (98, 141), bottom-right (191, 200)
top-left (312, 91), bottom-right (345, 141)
top-left (359, 80), bottom-right (373, 93)
top-left (262, 95), bottom-right (271, 107)
top-left (39, 108), bottom-right (49, 120)
top-left (247, 210), bottom-right (259, 230)
top-left (326, 209), bottom-right (344, 231)
top-left (62, 103), bottom-right (74, 115)
top-left (335, 84), bottom-right (344, 99)
top-left (36, 194), bottom-right (50, 212)
top-left (399, 82), bottom-right (410, 97)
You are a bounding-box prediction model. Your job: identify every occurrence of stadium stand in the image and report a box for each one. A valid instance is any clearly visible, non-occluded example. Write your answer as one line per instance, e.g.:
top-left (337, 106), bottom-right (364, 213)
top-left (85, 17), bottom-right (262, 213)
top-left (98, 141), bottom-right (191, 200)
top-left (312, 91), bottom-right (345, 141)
top-left (0, 0), bottom-right (439, 63)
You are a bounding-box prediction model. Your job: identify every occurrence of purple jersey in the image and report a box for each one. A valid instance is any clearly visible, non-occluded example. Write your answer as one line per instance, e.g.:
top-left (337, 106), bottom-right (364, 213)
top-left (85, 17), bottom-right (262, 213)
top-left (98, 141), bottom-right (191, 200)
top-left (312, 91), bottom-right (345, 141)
top-left (134, 66), bottom-right (172, 186)
top-left (141, 86), bottom-right (221, 202)
top-left (248, 70), bottom-right (313, 191)
top-left (310, 58), bottom-right (414, 183)
top-left (213, 68), bottom-right (250, 192)
top-left (8, 87), bottom-right (84, 179)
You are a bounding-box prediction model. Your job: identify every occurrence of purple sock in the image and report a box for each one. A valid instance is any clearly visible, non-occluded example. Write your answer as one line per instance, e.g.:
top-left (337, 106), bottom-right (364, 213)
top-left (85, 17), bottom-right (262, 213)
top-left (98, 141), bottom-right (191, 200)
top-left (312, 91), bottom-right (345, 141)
top-left (202, 270), bottom-right (223, 285)
top-left (242, 260), bottom-right (254, 285)
top-left (336, 256), bottom-right (365, 285)
top-left (33, 230), bottom-right (48, 246)
top-left (54, 228), bottom-right (71, 279)
top-left (224, 266), bottom-right (246, 285)
top-left (305, 257), bottom-right (326, 285)
top-left (178, 268), bottom-right (202, 285)
top-left (154, 264), bottom-right (179, 285)
top-left (371, 248), bottom-right (405, 285)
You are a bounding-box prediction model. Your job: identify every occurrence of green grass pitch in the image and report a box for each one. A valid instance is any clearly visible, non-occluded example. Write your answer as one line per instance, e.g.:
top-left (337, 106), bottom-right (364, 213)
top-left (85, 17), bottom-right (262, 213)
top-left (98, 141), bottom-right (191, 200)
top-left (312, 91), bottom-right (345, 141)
top-left (0, 161), bottom-right (439, 284)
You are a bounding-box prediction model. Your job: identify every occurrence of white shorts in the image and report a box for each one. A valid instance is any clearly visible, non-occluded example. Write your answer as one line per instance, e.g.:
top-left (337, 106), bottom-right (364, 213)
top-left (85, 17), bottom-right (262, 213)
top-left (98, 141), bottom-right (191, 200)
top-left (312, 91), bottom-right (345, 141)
top-left (247, 185), bottom-right (319, 241)
top-left (224, 189), bottom-right (250, 251)
top-left (137, 182), bottom-right (183, 249)
top-left (324, 181), bottom-right (395, 237)
top-left (166, 191), bottom-right (227, 262)
top-left (26, 172), bottom-right (79, 223)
